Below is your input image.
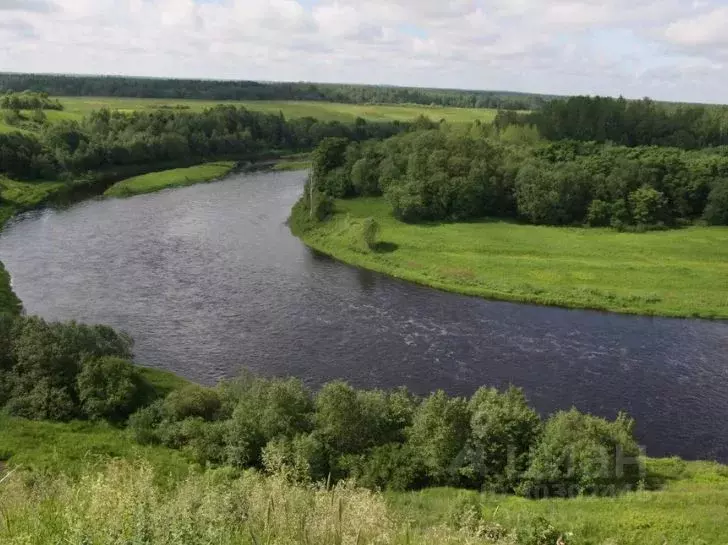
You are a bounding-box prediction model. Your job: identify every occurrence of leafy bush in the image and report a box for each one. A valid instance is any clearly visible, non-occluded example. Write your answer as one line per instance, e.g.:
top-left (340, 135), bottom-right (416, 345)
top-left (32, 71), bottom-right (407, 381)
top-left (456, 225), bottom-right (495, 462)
top-left (77, 356), bottom-right (147, 421)
top-left (162, 384), bottom-right (222, 421)
top-left (342, 442), bottom-right (426, 491)
top-left (519, 409), bottom-right (642, 497)
top-left (462, 387), bottom-right (542, 492)
top-left (407, 390), bottom-right (471, 486)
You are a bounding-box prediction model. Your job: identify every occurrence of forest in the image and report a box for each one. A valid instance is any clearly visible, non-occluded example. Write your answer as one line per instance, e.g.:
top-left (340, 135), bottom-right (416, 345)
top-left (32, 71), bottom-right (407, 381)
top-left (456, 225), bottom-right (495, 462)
top-left (0, 313), bottom-right (642, 498)
top-left (307, 124), bottom-right (728, 228)
top-left (0, 73), bottom-right (548, 110)
top-left (496, 95), bottom-right (728, 149)
top-left (0, 105), bottom-right (407, 181)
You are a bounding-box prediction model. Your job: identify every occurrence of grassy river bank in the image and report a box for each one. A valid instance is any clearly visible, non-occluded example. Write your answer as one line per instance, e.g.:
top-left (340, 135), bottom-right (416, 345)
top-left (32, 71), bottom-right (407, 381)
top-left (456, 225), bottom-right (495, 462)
top-left (293, 197), bottom-right (728, 320)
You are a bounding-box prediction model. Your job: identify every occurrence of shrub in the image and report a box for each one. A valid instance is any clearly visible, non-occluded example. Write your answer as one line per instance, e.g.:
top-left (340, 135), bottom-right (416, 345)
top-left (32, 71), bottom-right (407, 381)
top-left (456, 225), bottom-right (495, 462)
top-left (360, 217), bottom-right (380, 250)
top-left (586, 199), bottom-right (612, 227)
top-left (629, 185), bottom-right (668, 225)
top-left (407, 390), bottom-right (471, 486)
top-left (77, 356), bottom-right (147, 421)
top-left (462, 387), bottom-right (542, 492)
top-left (519, 409), bottom-right (643, 497)
top-left (163, 384), bottom-right (222, 421)
top-left (5, 378), bottom-right (77, 421)
top-left (262, 433), bottom-right (328, 483)
top-left (128, 400), bottom-right (164, 445)
top-left (342, 442), bottom-right (426, 491)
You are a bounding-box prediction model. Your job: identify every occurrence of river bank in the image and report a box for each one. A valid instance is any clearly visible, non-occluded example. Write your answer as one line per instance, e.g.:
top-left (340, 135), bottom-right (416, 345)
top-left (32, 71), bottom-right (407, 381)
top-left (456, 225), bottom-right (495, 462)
top-left (2, 363), bottom-right (728, 545)
top-left (291, 197), bottom-right (728, 320)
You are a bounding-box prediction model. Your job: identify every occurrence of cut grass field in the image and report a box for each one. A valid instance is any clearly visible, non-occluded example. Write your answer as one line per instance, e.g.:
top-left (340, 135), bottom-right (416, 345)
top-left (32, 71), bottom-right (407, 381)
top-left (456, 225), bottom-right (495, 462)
top-left (298, 198), bottom-right (728, 319)
top-left (104, 161), bottom-right (236, 197)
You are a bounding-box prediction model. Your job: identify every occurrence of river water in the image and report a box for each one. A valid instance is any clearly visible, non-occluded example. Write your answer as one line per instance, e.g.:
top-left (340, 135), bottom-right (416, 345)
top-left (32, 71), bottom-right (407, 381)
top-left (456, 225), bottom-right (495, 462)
top-left (1, 171), bottom-right (727, 461)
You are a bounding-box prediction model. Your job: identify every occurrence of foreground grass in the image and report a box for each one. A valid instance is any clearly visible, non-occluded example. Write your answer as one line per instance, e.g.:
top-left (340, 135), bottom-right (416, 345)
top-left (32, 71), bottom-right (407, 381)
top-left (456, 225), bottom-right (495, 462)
top-left (104, 161), bottom-right (236, 197)
top-left (390, 459), bottom-right (728, 545)
top-left (299, 198), bottom-right (728, 319)
top-left (2, 411), bottom-right (728, 544)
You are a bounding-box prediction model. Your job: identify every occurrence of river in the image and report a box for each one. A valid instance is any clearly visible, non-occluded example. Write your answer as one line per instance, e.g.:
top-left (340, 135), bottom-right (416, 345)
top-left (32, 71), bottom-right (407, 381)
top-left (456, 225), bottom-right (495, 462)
top-left (1, 170), bottom-right (727, 461)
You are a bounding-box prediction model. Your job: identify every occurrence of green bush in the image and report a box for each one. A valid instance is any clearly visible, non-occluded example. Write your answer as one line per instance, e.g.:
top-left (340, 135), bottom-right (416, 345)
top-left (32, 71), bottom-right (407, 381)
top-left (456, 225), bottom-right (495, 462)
top-left (586, 199), bottom-right (612, 227)
top-left (407, 390), bottom-right (471, 486)
top-left (342, 442), bottom-right (426, 491)
top-left (462, 387), bottom-right (542, 492)
top-left (162, 384), bottom-right (222, 421)
top-left (629, 185), bottom-right (668, 225)
top-left (519, 409), bottom-right (642, 497)
top-left (127, 400), bottom-right (164, 445)
top-left (77, 356), bottom-right (147, 421)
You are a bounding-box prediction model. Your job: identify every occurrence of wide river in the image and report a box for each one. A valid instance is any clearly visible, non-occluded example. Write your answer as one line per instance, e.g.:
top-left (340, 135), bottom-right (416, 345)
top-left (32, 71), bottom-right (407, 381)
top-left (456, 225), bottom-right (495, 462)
top-left (1, 171), bottom-right (727, 461)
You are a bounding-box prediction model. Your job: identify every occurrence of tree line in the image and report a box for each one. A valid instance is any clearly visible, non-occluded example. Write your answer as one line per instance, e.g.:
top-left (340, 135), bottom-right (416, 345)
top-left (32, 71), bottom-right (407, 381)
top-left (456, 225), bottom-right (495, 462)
top-left (0, 90), bottom-right (63, 111)
top-left (0, 73), bottom-right (550, 110)
top-left (0, 313), bottom-right (643, 498)
top-left (0, 106), bottom-right (408, 181)
top-left (306, 126), bottom-right (728, 228)
top-left (496, 95), bottom-right (728, 149)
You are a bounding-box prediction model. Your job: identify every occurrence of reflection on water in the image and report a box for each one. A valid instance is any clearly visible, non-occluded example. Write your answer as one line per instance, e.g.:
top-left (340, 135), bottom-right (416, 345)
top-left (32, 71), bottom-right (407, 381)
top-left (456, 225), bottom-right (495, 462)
top-left (1, 171), bottom-right (728, 461)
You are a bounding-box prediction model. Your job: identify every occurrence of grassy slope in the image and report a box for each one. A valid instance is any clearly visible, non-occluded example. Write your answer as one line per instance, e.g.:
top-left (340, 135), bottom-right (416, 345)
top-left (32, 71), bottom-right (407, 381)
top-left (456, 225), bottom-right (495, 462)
top-left (104, 161), bottom-right (236, 197)
top-left (391, 459), bottom-right (728, 544)
top-left (2, 408), bottom-right (728, 543)
top-left (299, 198), bottom-right (728, 319)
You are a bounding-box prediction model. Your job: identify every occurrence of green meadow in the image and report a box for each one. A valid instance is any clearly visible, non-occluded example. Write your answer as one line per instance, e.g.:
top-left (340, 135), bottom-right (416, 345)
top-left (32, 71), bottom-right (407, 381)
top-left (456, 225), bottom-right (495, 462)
top-left (297, 198), bottom-right (728, 319)
top-left (0, 96), bottom-right (498, 133)
top-left (104, 161), bottom-right (236, 198)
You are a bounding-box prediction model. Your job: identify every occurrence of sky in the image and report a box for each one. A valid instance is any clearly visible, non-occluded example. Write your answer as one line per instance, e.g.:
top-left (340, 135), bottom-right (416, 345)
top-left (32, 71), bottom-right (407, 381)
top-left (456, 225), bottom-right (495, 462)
top-left (1, 0), bottom-right (728, 103)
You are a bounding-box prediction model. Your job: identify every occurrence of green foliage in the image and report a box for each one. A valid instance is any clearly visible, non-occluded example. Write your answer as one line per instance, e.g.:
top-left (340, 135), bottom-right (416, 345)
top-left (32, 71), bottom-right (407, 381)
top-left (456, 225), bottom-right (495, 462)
top-left (407, 391), bottom-right (471, 486)
top-left (703, 179), bottom-right (728, 225)
top-left (462, 387), bottom-right (542, 492)
top-left (163, 384), bottom-right (222, 421)
top-left (77, 356), bottom-right (148, 421)
top-left (0, 73), bottom-right (545, 109)
top-left (516, 517), bottom-right (563, 545)
top-left (0, 90), bottom-right (63, 111)
top-left (342, 442), bottom-right (426, 491)
top-left (629, 185), bottom-right (668, 225)
top-left (519, 409), bottom-right (643, 497)
top-left (586, 199), bottom-right (612, 226)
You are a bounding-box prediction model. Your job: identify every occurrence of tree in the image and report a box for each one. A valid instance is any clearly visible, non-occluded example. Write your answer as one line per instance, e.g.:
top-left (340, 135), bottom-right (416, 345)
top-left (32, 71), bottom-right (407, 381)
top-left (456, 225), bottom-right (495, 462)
top-left (629, 185), bottom-right (668, 225)
top-left (703, 179), bottom-right (728, 225)
top-left (462, 387), bottom-right (542, 492)
top-left (519, 409), bottom-right (642, 497)
top-left (77, 356), bottom-right (146, 421)
top-left (407, 390), bottom-right (470, 486)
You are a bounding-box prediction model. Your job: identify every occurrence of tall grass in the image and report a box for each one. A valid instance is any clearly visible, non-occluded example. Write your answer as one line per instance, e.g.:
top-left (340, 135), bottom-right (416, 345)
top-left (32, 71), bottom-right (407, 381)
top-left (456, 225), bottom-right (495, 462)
top-left (0, 461), bottom-right (502, 545)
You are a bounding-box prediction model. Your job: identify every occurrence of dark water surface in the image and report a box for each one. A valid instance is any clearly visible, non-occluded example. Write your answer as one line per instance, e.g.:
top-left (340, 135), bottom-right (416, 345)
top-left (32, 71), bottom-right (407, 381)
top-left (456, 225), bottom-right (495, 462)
top-left (1, 171), bottom-right (727, 461)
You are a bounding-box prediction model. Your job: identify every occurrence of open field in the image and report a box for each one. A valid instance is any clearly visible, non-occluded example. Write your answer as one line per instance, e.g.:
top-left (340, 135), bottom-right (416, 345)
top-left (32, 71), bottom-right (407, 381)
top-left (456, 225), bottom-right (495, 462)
top-left (298, 198), bottom-right (728, 319)
top-left (0, 97), bottom-right (499, 133)
top-left (104, 161), bottom-right (236, 198)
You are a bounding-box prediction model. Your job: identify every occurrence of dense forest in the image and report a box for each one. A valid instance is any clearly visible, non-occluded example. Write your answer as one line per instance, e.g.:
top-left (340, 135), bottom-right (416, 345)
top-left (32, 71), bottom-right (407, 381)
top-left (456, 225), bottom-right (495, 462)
top-left (0, 105), bottom-right (407, 181)
top-left (496, 95), bottom-right (728, 149)
top-left (0, 73), bottom-right (549, 110)
top-left (0, 313), bottom-right (642, 497)
top-left (304, 124), bottom-right (728, 228)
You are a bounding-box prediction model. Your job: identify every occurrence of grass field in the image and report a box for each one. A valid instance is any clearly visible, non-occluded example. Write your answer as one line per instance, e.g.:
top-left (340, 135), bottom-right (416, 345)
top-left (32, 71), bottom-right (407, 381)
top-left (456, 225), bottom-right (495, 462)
top-left (0, 97), bottom-right (498, 134)
top-left (297, 198), bottom-right (728, 319)
top-left (104, 161), bottom-right (236, 197)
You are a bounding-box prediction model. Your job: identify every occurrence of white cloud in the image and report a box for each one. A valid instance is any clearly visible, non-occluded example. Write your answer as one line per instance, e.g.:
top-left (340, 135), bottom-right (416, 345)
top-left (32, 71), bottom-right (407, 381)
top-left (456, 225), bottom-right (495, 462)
top-left (1, 0), bottom-right (728, 103)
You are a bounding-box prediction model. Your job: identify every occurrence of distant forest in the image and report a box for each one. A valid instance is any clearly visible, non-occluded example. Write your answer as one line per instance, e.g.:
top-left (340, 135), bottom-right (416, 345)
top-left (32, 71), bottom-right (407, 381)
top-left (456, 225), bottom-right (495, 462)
top-left (0, 73), bottom-right (551, 110)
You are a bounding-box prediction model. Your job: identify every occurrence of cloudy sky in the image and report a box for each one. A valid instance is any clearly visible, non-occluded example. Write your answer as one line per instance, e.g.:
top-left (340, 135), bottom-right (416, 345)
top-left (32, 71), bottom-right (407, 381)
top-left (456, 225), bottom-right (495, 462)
top-left (1, 0), bottom-right (727, 103)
